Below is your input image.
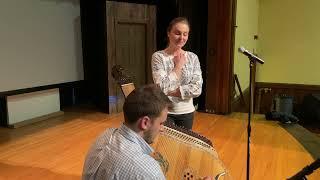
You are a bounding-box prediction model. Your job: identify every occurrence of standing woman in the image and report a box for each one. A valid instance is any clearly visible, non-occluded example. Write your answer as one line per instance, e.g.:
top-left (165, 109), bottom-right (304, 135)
top-left (151, 17), bottom-right (203, 130)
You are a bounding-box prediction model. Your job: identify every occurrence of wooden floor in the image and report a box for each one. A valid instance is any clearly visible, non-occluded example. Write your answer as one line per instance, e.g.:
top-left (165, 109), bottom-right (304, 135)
top-left (0, 108), bottom-right (319, 180)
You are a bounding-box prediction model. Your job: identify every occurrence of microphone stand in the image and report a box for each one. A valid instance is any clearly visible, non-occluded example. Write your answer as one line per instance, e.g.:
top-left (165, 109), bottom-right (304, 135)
top-left (287, 158), bottom-right (320, 180)
top-left (246, 57), bottom-right (255, 180)
top-left (239, 47), bottom-right (264, 180)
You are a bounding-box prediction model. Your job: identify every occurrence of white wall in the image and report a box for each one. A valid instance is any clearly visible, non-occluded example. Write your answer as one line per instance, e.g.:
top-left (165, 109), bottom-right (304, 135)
top-left (234, 0), bottom-right (260, 94)
top-left (0, 0), bottom-right (83, 92)
top-left (257, 0), bottom-right (320, 85)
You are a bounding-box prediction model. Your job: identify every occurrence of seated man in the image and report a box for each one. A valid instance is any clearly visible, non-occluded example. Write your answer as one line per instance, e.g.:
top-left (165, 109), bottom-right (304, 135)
top-left (82, 84), bottom-right (171, 180)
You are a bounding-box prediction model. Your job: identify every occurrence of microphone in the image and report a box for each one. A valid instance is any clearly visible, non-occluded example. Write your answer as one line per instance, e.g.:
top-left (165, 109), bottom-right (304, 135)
top-left (238, 46), bottom-right (264, 64)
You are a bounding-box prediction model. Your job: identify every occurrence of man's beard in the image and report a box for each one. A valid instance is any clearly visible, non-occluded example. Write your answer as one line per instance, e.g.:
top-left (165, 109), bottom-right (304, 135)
top-left (143, 129), bottom-right (155, 144)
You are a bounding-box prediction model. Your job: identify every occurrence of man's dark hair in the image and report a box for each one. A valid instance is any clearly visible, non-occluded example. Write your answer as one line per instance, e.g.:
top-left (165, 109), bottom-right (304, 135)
top-left (123, 84), bottom-right (171, 124)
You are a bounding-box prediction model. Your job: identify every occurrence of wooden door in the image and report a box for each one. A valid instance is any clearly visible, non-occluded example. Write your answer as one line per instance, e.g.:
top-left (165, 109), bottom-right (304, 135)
top-left (205, 0), bottom-right (236, 114)
top-left (106, 1), bottom-right (156, 113)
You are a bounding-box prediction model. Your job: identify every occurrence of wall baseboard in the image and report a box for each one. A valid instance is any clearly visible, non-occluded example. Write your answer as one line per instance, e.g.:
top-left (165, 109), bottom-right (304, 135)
top-left (8, 111), bottom-right (64, 128)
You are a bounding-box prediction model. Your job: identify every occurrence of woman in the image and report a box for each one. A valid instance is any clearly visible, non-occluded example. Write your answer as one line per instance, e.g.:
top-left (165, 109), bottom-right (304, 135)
top-left (151, 17), bottom-right (203, 130)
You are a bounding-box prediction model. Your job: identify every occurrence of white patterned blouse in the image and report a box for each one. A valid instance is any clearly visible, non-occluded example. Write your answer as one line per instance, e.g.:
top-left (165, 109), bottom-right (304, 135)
top-left (151, 50), bottom-right (203, 114)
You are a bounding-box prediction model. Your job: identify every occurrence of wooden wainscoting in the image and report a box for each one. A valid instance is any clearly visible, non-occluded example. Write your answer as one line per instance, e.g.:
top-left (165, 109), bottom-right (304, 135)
top-left (254, 82), bottom-right (320, 114)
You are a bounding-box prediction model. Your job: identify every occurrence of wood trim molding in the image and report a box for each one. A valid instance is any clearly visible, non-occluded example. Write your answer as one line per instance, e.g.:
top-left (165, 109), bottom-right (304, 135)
top-left (256, 82), bottom-right (320, 90)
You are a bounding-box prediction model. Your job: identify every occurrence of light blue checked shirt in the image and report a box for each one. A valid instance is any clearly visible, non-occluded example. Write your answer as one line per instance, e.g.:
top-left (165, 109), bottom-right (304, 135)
top-left (82, 124), bottom-right (165, 180)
